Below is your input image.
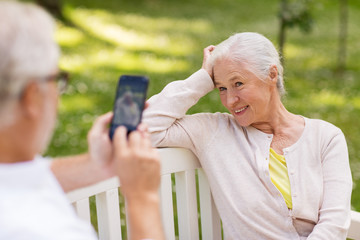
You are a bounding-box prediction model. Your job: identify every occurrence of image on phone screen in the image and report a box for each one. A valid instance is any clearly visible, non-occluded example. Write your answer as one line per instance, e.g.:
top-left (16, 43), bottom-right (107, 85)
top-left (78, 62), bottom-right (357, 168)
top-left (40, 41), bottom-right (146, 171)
top-left (109, 75), bottom-right (149, 140)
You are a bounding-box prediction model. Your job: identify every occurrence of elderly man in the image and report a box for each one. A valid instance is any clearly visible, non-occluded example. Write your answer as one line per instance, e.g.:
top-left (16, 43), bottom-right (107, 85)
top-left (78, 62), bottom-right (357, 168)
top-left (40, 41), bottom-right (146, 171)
top-left (0, 1), bottom-right (164, 239)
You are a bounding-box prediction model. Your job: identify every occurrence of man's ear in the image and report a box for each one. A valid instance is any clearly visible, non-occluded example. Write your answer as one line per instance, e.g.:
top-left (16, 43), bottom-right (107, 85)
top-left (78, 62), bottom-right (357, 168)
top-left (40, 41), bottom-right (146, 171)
top-left (269, 65), bottom-right (278, 85)
top-left (20, 81), bottom-right (42, 118)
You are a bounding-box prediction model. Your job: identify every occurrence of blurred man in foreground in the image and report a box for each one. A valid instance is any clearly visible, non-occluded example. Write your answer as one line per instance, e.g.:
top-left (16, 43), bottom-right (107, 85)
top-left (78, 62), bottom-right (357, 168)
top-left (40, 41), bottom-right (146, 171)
top-left (0, 1), bottom-right (164, 239)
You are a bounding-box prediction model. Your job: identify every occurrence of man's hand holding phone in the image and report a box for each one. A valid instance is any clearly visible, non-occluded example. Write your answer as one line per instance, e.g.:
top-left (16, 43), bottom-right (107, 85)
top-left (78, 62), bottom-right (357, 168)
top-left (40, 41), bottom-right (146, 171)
top-left (88, 73), bottom-right (150, 166)
top-left (88, 73), bottom-right (164, 239)
top-left (88, 111), bottom-right (161, 191)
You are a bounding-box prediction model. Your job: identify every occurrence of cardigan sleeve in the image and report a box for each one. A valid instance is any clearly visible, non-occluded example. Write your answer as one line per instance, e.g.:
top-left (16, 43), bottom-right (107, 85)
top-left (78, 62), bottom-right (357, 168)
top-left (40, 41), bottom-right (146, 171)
top-left (307, 129), bottom-right (352, 239)
top-left (142, 69), bottom-right (215, 151)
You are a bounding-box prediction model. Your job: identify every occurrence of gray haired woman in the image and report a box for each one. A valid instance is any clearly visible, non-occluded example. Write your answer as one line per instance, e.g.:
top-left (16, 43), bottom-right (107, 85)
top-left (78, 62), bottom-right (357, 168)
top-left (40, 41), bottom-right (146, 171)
top-left (143, 32), bottom-right (352, 239)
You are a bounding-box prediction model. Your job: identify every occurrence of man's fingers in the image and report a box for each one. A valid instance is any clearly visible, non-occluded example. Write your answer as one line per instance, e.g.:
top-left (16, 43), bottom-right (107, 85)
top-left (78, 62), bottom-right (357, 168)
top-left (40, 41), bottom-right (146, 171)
top-left (142, 134), bottom-right (152, 149)
top-left (93, 112), bottom-right (113, 132)
top-left (113, 126), bottom-right (128, 152)
top-left (98, 112), bottom-right (113, 124)
top-left (128, 131), bottom-right (142, 150)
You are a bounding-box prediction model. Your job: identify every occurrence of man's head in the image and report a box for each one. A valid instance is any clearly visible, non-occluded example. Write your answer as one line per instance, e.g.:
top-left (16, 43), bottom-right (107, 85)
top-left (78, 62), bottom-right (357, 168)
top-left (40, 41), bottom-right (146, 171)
top-left (0, 1), bottom-right (60, 159)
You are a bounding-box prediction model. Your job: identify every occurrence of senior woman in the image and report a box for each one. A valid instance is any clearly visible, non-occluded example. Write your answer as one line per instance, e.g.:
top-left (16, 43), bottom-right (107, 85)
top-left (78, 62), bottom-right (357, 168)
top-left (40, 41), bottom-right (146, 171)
top-left (143, 32), bottom-right (352, 239)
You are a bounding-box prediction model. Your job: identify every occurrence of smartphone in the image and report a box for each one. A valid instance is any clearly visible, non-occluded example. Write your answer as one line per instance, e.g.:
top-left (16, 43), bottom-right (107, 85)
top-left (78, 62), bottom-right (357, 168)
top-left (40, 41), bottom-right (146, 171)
top-left (109, 75), bottom-right (149, 140)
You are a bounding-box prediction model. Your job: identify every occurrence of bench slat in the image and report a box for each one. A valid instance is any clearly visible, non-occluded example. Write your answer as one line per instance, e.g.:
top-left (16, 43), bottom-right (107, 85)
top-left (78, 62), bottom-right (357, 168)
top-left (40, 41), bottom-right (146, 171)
top-left (348, 210), bottom-right (360, 239)
top-left (67, 177), bottom-right (120, 203)
top-left (72, 198), bottom-right (91, 224)
top-left (198, 169), bottom-right (222, 240)
top-left (160, 174), bottom-right (176, 240)
top-left (175, 170), bottom-right (199, 240)
top-left (96, 189), bottom-right (122, 240)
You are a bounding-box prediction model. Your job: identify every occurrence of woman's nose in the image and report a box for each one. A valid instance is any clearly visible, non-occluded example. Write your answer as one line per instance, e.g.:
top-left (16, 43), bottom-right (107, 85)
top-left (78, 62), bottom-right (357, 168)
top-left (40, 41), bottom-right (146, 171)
top-left (227, 90), bottom-right (240, 106)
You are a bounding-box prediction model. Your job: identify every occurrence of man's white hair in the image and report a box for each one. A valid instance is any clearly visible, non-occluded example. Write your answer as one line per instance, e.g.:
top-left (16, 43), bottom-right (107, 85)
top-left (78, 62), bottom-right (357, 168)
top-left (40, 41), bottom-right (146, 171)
top-left (0, 1), bottom-right (59, 128)
top-left (210, 32), bottom-right (285, 96)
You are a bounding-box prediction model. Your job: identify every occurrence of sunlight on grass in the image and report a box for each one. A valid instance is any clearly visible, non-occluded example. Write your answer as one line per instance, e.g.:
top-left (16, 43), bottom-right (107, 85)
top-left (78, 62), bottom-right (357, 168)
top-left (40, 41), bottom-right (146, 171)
top-left (118, 13), bottom-right (211, 35)
top-left (303, 55), bottom-right (332, 70)
top-left (310, 90), bottom-right (346, 107)
top-left (59, 95), bottom-right (95, 112)
top-left (351, 97), bottom-right (360, 110)
top-left (112, 51), bottom-right (189, 73)
top-left (64, 7), bottom-right (210, 56)
top-left (59, 48), bottom-right (189, 74)
top-left (285, 43), bottom-right (332, 69)
top-left (284, 43), bottom-right (306, 59)
top-left (55, 25), bottom-right (85, 47)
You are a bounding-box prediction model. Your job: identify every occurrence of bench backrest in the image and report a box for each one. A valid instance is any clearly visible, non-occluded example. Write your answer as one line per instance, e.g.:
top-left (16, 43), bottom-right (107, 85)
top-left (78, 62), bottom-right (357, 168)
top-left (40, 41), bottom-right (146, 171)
top-left (67, 148), bottom-right (360, 240)
top-left (67, 148), bottom-right (222, 240)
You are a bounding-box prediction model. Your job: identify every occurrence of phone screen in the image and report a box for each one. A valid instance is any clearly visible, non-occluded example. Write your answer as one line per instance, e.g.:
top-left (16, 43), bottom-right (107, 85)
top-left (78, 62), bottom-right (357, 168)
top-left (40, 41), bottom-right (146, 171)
top-left (109, 75), bottom-right (149, 140)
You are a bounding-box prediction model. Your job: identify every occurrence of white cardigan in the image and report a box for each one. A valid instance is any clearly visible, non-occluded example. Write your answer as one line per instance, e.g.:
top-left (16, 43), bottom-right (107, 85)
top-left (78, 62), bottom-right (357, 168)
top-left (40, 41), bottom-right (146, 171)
top-left (143, 69), bottom-right (353, 239)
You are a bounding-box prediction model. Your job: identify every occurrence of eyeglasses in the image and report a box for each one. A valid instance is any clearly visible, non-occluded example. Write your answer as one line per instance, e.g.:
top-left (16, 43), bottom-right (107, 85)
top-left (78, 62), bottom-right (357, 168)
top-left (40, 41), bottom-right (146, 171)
top-left (0, 71), bottom-right (70, 101)
top-left (43, 71), bottom-right (70, 94)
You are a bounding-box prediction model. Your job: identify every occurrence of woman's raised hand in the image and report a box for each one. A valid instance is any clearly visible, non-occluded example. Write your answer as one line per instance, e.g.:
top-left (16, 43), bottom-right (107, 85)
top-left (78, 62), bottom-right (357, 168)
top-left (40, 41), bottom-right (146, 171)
top-left (201, 45), bottom-right (216, 79)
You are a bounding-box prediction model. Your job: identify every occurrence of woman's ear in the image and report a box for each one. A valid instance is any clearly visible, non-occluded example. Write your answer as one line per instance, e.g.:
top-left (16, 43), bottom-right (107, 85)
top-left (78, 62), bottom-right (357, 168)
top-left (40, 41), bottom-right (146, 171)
top-left (269, 65), bottom-right (278, 85)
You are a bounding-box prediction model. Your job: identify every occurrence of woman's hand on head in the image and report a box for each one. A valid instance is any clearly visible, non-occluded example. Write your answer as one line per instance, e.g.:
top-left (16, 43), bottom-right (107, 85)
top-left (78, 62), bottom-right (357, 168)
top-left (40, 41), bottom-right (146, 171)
top-left (202, 45), bottom-right (216, 79)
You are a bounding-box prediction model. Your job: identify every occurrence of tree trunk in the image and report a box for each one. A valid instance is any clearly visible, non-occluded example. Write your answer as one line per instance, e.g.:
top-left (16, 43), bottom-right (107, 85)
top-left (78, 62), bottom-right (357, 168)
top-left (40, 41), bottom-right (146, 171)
top-left (36, 0), bottom-right (63, 19)
top-left (278, 0), bottom-right (288, 64)
top-left (337, 0), bottom-right (348, 73)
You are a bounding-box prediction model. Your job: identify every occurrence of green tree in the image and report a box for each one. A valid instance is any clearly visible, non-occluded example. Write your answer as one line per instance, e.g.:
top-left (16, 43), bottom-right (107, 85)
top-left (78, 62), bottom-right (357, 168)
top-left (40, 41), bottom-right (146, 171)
top-left (278, 0), bottom-right (314, 62)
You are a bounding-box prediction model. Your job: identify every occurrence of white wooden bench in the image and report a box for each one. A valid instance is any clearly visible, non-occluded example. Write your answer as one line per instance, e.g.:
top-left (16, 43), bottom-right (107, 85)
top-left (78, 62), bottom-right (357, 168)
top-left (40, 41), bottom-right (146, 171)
top-left (67, 148), bottom-right (360, 240)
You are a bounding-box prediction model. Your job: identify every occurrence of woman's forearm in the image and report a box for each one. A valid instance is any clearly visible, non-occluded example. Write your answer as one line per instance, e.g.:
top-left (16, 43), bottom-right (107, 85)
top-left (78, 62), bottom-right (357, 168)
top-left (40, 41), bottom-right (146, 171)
top-left (143, 69), bottom-right (214, 145)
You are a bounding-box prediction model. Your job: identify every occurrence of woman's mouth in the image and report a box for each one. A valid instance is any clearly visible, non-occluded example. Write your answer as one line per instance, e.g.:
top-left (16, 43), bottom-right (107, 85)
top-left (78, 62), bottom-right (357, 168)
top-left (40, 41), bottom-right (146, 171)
top-left (234, 106), bottom-right (249, 114)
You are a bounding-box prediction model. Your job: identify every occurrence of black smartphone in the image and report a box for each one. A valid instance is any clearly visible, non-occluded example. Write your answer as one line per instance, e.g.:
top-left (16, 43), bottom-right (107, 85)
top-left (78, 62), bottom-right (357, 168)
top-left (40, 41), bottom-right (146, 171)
top-left (109, 75), bottom-right (149, 140)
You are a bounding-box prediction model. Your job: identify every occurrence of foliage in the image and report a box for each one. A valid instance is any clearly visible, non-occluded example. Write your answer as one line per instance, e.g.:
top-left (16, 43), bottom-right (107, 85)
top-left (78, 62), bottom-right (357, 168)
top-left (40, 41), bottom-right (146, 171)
top-left (42, 0), bottom-right (360, 213)
top-left (279, 0), bottom-right (314, 33)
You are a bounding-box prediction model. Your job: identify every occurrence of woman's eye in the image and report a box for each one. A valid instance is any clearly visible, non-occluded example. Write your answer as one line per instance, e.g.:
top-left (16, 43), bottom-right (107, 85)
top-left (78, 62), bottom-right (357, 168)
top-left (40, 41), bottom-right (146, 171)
top-left (219, 87), bottom-right (227, 92)
top-left (235, 82), bottom-right (243, 87)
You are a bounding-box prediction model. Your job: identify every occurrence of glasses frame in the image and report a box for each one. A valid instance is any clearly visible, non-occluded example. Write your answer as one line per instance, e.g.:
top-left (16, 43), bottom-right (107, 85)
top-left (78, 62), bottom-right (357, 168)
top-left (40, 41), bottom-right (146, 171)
top-left (43, 71), bottom-right (70, 95)
top-left (2, 71), bottom-right (70, 100)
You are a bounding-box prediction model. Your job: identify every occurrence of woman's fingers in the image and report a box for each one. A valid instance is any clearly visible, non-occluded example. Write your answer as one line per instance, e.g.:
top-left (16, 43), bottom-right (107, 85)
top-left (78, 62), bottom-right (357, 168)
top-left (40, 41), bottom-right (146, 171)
top-left (202, 45), bottom-right (216, 78)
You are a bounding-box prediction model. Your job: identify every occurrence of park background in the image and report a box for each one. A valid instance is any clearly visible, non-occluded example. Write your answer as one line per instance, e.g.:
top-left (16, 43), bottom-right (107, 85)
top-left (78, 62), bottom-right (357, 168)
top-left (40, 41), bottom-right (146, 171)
top-left (26, 0), bottom-right (360, 232)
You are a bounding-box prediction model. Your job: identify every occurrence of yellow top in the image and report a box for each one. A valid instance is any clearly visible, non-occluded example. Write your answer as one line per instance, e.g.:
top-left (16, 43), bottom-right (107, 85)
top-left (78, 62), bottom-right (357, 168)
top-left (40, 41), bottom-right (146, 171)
top-left (269, 148), bottom-right (292, 209)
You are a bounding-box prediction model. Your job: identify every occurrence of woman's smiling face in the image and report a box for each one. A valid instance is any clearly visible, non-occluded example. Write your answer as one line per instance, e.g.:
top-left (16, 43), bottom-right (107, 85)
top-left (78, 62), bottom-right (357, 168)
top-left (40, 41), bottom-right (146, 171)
top-left (213, 57), bottom-right (274, 127)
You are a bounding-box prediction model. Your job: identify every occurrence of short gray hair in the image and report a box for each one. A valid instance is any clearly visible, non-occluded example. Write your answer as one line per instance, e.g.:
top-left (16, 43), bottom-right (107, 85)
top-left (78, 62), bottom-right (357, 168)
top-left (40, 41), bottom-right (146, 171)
top-left (0, 1), bottom-right (59, 128)
top-left (210, 32), bottom-right (285, 96)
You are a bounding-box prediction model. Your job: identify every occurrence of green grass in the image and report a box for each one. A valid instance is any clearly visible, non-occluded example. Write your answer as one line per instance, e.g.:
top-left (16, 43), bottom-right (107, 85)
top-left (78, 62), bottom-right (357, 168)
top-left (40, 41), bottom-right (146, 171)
top-left (45, 0), bottom-right (360, 214)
